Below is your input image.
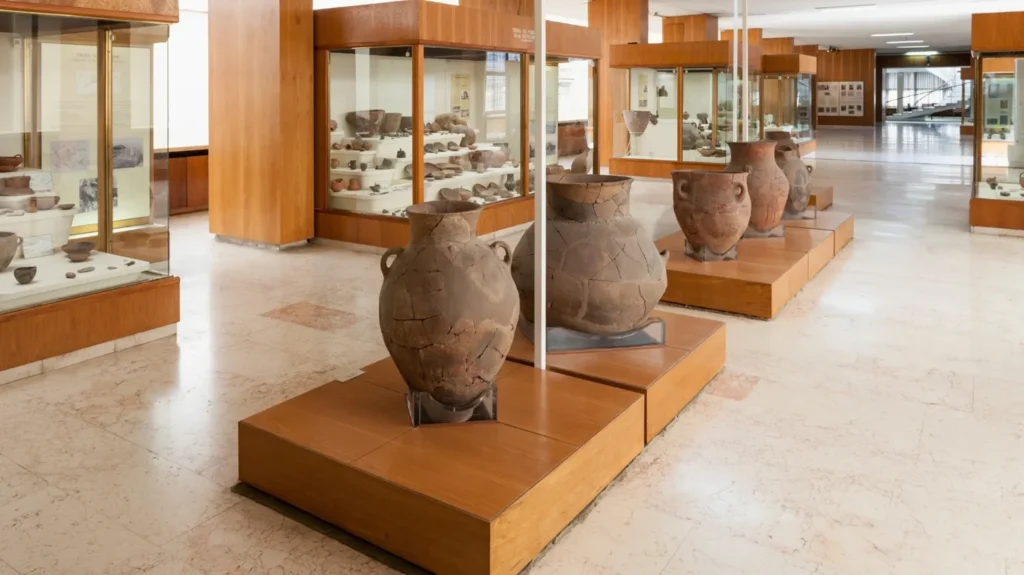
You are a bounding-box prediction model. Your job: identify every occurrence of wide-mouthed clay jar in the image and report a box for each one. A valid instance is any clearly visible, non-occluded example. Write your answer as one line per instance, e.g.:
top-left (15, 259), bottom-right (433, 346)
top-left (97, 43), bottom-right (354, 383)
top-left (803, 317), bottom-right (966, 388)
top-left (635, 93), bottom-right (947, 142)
top-left (0, 232), bottom-right (20, 272)
top-left (671, 170), bottom-right (751, 261)
top-left (726, 141), bottom-right (789, 238)
top-left (345, 109), bottom-right (385, 135)
top-left (775, 144), bottom-right (814, 218)
top-left (510, 174), bottom-right (666, 335)
top-left (379, 200), bottom-right (519, 409)
top-left (622, 110), bottom-right (658, 135)
top-left (765, 131), bottom-right (798, 155)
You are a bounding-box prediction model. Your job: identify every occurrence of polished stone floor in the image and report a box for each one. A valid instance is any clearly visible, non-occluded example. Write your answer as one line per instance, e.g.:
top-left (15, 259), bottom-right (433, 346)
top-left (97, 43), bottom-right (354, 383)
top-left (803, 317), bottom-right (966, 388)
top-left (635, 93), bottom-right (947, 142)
top-left (1, 124), bottom-right (1022, 574)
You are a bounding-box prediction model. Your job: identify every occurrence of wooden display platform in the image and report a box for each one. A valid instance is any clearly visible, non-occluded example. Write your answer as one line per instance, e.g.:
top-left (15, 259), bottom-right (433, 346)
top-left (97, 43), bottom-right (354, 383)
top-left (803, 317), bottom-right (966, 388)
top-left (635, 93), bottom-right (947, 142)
top-left (809, 185), bottom-right (833, 210)
top-left (506, 311), bottom-right (725, 443)
top-left (655, 213), bottom-right (854, 319)
top-left (239, 360), bottom-right (645, 575)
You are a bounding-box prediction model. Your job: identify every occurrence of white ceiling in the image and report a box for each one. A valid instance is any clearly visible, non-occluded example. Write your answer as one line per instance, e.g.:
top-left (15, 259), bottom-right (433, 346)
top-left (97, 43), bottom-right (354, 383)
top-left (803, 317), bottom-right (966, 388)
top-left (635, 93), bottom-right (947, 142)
top-left (543, 0), bottom-right (1024, 53)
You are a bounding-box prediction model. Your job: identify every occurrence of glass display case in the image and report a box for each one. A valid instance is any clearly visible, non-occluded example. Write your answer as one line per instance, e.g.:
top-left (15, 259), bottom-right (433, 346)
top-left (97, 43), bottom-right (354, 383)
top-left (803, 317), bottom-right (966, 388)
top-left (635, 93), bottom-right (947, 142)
top-left (0, 14), bottom-right (170, 314)
top-left (762, 73), bottom-right (815, 144)
top-left (617, 67), bottom-right (678, 161)
top-left (974, 55), bottom-right (1023, 202)
top-left (325, 46), bottom-right (526, 217)
top-left (528, 55), bottom-right (595, 178)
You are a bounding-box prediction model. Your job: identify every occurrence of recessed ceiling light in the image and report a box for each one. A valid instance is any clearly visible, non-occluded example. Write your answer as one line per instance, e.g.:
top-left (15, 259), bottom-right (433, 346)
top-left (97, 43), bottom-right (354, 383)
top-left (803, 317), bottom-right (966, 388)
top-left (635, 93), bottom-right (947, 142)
top-left (817, 4), bottom-right (876, 11)
top-left (905, 50), bottom-right (937, 56)
top-left (871, 32), bottom-right (914, 37)
top-left (886, 40), bottom-right (923, 44)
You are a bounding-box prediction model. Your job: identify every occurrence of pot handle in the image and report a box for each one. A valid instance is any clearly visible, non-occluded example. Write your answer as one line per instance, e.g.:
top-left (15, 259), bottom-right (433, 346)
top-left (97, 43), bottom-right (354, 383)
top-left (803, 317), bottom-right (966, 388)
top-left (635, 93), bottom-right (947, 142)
top-left (806, 165), bottom-right (814, 175)
top-left (674, 177), bottom-right (689, 201)
top-left (734, 180), bottom-right (749, 201)
top-left (490, 240), bottom-right (512, 266)
top-left (380, 247), bottom-right (404, 277)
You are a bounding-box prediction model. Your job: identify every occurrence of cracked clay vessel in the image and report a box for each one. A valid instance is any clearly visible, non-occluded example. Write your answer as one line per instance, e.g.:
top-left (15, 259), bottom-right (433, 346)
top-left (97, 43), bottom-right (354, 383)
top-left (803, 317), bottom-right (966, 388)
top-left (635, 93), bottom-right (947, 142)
top-left (379, 200), bottom-right (519, 408)
top-left (511, 174), bottom-right (667, 335)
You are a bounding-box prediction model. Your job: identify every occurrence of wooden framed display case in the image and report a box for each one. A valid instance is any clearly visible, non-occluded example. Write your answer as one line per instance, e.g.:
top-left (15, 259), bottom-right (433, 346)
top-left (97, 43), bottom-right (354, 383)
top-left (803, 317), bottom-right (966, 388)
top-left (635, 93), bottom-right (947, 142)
top-left (960, 66), bottom-right (975, 137)
top-left (969, 12), bottom-right (1024, 233)
top-left (761, 54), bottom-right (816, 152)
top-left (312, 1), bottom-right (601, 248)
top-left (0, 1), bottom-right (179, 380)
top-left (608, 41), bottom-right (763, 179)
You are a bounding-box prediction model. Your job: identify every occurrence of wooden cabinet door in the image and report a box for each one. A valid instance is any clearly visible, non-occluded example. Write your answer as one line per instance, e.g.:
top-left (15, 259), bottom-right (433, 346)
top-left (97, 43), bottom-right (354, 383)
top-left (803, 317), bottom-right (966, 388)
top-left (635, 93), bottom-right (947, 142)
top-left (186, 155), bottom-right (209, 209)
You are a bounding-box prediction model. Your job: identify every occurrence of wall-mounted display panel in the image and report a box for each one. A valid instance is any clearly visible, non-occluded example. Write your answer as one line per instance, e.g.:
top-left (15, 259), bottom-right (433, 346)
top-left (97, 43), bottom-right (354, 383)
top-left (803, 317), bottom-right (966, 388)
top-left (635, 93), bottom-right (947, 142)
top-left (0, 14), bottom-right (171, 314)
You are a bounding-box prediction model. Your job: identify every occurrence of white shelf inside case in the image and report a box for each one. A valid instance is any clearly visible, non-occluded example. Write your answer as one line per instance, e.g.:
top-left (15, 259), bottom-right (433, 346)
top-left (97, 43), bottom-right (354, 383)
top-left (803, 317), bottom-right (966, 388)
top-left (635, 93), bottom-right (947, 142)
top-left (333, 132), bottom-right (466, 159)
top-left (330, 149), bottom-right (378, 165)
top-left (329, 168), bottom-right (396, 189)
top-left (329, 183), bottom-right (413, 214)
top-left (0, 251), bottom-right (152, 312)
top-left (424, 165), bottom-right (518, 201)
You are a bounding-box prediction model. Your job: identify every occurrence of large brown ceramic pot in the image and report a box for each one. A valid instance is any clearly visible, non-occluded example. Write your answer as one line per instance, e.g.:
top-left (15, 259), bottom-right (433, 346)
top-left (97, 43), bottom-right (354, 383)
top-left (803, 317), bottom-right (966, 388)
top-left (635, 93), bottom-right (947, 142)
top-left (726, 141), bottom-right (789, 238)
top-left (671, 170), bottom-right (751, 262)
top-left (345, 109), bottom-right (385, 136)
top-left (378, 200), bottom-right (519, 409)
top-left (775, 144), bottom-right (814, 218)
top-left (0, 232), bottom-right (19, 272)
top-left (622, 110), bottom-right (658, 135)
top-left (510, 175), bottom-right (666, 335)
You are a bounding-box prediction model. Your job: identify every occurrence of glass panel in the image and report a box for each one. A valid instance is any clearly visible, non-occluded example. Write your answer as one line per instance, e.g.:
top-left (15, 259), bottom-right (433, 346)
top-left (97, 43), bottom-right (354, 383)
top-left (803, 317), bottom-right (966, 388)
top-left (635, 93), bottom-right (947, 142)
top-left (976, 56), bottom-right (1023, 201)
top-left (796, 74), bottom-right (813, 141)
top-left (618, 67), bottom-right (676, 160)
top-left (748, 73), bottom-right (761, 142)
top-left (0, 14), bottom-right (170, 314)
top-left (327, 47), bottom-right (413, 216)
top-left (681, 69), bottom-right (721, 162)
top-left (109, 22), bottom-right (170, 275)
top-left (421, 47), bottom-right (522, 206)
top-left (529, 55), bottom-right (594, 177)
top-left (963, 78), bottom-right (974, 127)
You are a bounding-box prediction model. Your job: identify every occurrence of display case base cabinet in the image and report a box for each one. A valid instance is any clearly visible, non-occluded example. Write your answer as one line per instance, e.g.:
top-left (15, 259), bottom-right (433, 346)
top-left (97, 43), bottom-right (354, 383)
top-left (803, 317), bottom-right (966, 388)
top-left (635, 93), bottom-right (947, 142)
top-left (655, 213), bottom-right (854, 319)
top-left (507, 311), bottom-right (725, 443)
top-left (0, 277), bottom-right (180, 374)
top-left (960, 125), bottom-right (975, 137)
top-left (970, 198), bottom-right (1024, 232)
top-left (238, 360), bottom-right (644, 575)
top-left (315, 195), bottom-right (535, 249)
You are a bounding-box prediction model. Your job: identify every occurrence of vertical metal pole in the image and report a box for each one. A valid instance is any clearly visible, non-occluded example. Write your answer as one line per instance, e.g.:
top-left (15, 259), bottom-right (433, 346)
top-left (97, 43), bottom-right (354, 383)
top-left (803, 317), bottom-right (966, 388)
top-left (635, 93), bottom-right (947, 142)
top-left (742, 0), bottom-right (749, 141)
top-left (731, 0), bottom-right (738, 142)
top-left (97, 28), bottom-right (113, 252)
top-left (533, 0), bottom-right (547, 370)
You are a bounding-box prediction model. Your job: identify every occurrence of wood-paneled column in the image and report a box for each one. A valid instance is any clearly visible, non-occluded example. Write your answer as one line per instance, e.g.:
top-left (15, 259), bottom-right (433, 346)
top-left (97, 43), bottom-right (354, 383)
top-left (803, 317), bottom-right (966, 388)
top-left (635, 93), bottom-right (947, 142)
top-left (663, 15), bottom-right (718, 42)
top-left (589, 0), bottom-right (648, 168)
top-left (209, 0), bottom-right (314, 247)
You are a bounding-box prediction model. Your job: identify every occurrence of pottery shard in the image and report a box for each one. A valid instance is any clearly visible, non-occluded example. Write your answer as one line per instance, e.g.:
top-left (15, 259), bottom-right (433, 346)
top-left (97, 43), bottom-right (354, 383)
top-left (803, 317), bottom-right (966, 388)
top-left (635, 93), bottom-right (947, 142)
top-left (451, 125), bottom-right (476, 147)
top-left (78, 266), bottom-right (94, 273)
top-left (434, 113), bottom-right (465, 131)
top-left (345, 110), bottom-right (385, 135)
top-left (66, 272), bottom-right (76, 279)
top-left (439, 188), bottom-right (462, 201)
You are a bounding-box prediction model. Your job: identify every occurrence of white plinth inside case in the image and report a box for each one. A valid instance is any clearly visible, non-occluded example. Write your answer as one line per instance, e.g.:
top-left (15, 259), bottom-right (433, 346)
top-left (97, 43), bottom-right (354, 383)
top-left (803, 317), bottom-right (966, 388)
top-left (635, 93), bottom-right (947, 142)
top-left (0, 251), bottom-right (152, 312)
top-left (0, 208), bottom-right (78, 257)
top-left (329, 185), bottom-right (413, 214)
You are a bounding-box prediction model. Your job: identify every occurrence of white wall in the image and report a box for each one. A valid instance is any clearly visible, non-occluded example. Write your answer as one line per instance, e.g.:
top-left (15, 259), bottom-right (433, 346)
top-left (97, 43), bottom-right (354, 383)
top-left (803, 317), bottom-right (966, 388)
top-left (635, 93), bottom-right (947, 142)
top-left (683, 71), bottom-right (714, 120)
top-left (154, 4), bottom-right (209, 149)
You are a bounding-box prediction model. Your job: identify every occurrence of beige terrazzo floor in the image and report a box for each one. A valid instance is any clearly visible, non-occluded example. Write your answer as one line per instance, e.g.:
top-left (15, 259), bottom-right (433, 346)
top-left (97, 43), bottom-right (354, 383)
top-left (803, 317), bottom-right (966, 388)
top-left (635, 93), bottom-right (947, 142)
top-left (0, 123), bottom-right (1023, 574)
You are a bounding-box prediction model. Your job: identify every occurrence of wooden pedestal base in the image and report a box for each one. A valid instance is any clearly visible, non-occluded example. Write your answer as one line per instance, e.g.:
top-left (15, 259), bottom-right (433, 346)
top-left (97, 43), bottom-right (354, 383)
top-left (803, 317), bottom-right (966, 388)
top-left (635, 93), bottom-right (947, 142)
top-left (506, 311), bottom-right (725, 443)
top-left (609, 157), bottom-right (726, 179)
top-left (809, 185), bottom-right (833, 210)
top-left (239, 360), bottom-right (644, 575)
top-left (655, 213), bottom-right (854, 319)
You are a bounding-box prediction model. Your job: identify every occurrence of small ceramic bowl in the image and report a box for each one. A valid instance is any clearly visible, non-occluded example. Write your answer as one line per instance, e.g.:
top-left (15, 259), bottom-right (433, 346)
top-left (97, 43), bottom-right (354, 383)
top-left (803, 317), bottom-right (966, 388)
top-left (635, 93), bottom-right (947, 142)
top-left (62, 241), bottom-right (95, 263)
top-left (13, 266), bottom-right (36, 285)
top-left (58, 203), bottom-right (76, 210)
top-left (3, 175), bottom-right (30, 188)
top-left (0, 155), bottom-right (23, 173)
top-left (34, 195), bottom-right (60, 210)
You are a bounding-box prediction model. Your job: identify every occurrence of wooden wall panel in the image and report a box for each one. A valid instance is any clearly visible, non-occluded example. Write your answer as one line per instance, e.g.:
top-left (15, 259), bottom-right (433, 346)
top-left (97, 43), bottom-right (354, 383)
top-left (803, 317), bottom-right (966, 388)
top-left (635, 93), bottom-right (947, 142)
top-left (814, 48), bottom-right (875, 127)
top-left (661, 15), bottom-right (718, 43)
top-left (546, 21), bottom-right (602, 60)
top-left (795, 44), bottom-right (818, 56)
top-left (168, 156), bottom-right (187, 212)
top-left (460, 0), bottom-right (533, 18)
top-left (762, 54), bottom-right (816, 75)
top-left (210, 0), bottom-right (314, 246)
top-left (589, 0), bottom-right (648, 169)
top-left (315, 2), bottom-right (420, 49)
top-left (610, 41), bottom-right (761, 72)
top-left (0, 0), bottom-right (177, 23)
top-left (0, 277), bottom-right (180, 371)
top-left (185, 155), bottom-right (209, 208)
top-left (419, 2), bottom-right (534, 52)
top-left (761, 37), bottom-right (795, 56)
top-left (720, 28), bottom-right (762, 45)
top-left (316, 211), bottom-right (411, 249)
top-left (972, 12), bottom-right (1024, 53)
top-left (982, 57), bottom-right (1017, 74)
